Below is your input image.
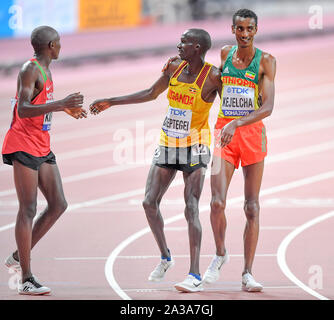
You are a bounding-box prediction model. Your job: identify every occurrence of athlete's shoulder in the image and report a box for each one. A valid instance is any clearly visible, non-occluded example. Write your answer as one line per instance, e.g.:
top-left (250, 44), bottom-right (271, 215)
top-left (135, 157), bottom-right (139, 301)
top-left (260, 50), bottom-right (276, 66)
top-left (19, 60), bottom-right (40, 79)
top-left (259, 50), bottom-right (276, 78)
top-left (220, 45), bottom-right (234, 58)
top-left (208, 64), bottom-right (221, 80)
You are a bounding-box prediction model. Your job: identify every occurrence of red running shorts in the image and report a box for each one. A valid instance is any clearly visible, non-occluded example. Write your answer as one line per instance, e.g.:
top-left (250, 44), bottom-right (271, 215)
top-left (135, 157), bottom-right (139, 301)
top-left (213, 118), bottom-right (267, 169)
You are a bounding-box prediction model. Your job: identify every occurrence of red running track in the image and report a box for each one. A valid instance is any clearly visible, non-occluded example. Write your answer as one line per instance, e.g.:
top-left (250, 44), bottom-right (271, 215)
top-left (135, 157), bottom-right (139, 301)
top-left (0, 34), bottom-right (333, 300)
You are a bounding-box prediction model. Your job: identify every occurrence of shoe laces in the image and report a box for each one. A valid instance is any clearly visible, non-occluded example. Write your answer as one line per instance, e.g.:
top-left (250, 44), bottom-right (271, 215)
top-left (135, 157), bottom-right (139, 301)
top-left (24, 276), bottom-right (42, 288)
top-left (153, 259), bottom-right (168, 273)
top-left (208, 255), bottom-right (223, 272)
top-left (243, 273), bottom-right (255, 283)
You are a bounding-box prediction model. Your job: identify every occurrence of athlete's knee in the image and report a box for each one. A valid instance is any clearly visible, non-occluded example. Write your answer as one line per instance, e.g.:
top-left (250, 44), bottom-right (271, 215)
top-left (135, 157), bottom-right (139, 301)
top-left (56, 198), bottom-right (68, 216)
top-left (210, 197), bottom-right (226, 215)
top-left (49, 198), bottom-right (68, 218)
top-left (142, 197), bottom-right (158, 213)
top-left (244, 199), bottom-right (260, 221)
top-left (18, 201), bottom-right (37, 220)
top-left (184, 199), bottom-right (199, 223)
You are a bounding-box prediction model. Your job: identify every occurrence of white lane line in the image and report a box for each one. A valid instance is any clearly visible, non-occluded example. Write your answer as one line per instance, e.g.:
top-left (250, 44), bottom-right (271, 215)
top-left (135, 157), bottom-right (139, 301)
top-left (1, 103), bottom-right (333, 174)
top-left (54, 253), bottom-right (277, 261)
top-left (277, 210), bottom-right (334, 301)
top-left (260, 226), bottom-right (295, 230)
top-left (0, 222), bottom-right (15, 232)
top-left (104, 169), bottom-right (334, 300)
top-left (122, 285), bottom-right (300, 292)
top-left (268, 117), bottom-right (334, 139)
top-left (0, 178), bottom-right (186, 232)
top-left (1, 138), bottom-right (334, 198)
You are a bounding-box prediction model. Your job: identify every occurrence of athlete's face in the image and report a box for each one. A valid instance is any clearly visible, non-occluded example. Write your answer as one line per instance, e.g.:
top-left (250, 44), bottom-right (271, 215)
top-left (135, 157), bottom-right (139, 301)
top-left (177, 32), bottom-right (197, 60)
top-left (232, 17), bottom-right (257, 48)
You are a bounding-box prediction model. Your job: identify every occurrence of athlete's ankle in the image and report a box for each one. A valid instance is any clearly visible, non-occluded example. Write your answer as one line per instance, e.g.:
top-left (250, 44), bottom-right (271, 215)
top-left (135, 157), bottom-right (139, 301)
top-left (161, 248), bottom-right (171, 261)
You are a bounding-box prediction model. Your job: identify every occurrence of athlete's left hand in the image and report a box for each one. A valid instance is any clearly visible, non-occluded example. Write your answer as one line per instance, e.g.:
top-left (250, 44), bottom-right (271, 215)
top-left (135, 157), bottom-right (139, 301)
top-left (64, 107), bottom-right (87, 119)
top-left (217, 121), bottom-right (237, 148)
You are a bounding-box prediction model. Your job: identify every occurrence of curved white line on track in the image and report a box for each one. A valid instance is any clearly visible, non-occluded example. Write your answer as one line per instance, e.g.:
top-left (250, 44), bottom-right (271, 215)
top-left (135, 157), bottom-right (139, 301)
top-left (104, 207), bottom-right (210, 300)
top-left (105, 171), bottom-right (334, 300)
top-left (277, 211), bottom-right (334, 300)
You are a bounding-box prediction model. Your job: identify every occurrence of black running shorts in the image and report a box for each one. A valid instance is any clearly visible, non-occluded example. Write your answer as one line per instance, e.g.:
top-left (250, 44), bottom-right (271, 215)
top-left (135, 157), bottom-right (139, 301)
top-left (152, 144), bottom-right (211, 173)
top-left (2, 151), bottom-right (56, 171)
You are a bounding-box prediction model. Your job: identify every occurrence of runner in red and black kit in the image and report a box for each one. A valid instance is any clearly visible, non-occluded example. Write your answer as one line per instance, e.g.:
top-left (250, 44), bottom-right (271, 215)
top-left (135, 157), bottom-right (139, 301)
top-left (2, 26), bottom-right (86, 295)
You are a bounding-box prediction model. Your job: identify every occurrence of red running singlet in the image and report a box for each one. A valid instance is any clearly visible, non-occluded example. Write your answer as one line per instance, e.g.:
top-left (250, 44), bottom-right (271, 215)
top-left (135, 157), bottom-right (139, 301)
top-left (2, 59), bottom-right (54, 157)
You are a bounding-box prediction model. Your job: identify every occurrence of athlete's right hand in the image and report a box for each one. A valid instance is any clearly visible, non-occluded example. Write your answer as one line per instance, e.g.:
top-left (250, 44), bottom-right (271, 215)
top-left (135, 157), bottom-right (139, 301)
top-left (89, 99), bottom-right (112, 115)
top-left (62, 92), bottom-right (84, 109)
top-left (161, 56), bottom-right (179, 72)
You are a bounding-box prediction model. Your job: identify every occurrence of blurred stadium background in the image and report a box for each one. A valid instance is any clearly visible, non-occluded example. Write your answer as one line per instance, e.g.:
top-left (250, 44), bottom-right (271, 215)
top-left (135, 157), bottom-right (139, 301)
top-left (0, 0), bottom-right (334, 73)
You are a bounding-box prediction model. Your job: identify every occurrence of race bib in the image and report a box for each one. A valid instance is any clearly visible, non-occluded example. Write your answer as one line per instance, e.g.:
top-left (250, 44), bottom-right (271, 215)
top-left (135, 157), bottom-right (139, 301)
top-left (42, 95), bottom-right (54, 131)
top-left (221, 85), bottom-right (255, 117)
top-left (162, 106), bottom-right (192, 139)
top-left (191, 143), bottom-right (209, 156)
top-left (42, 112), bottom-right (52, 131)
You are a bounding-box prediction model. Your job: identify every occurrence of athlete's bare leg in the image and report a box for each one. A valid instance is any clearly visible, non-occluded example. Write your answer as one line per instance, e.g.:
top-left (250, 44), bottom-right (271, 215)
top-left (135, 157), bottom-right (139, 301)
top-left (12, 162), bottom-right (67, 279)
top-left (183, 167), bottom-right (206, 275)
top-left (210, 156), bottom-right (235, 256)
top-left (242, 160), bottom-right (264, 275)
top-left (32, 162), bottom-right (67, 248)
top-left (142, 165), bottom-right (177, 258)
top-left (12, 161), bottom-right (38, 281)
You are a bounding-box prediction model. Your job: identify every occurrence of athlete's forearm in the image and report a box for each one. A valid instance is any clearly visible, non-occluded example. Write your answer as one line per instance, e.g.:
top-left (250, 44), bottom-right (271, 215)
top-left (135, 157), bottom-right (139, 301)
top-left (108, 88), bottom-right (160, 106)
top-left (18, 100), bottom-right (66, 118)
top-left (234, 104), bottom-right (273, 128)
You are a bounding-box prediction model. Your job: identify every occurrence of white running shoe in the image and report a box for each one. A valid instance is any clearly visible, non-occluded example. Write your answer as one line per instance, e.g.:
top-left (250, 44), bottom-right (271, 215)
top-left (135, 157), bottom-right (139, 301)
top-left (174, 274), bottom-right (203, 293)
top-left (148, 258), bottom-right (174, 282)
top-left (18, 275), bottom-right (51, 295)
top-left (242, 273), bottom-right (263, 292)
top-left (5, 253), bottom-right (21, 274)
top-left (203, 251), bottom-right (229, 284)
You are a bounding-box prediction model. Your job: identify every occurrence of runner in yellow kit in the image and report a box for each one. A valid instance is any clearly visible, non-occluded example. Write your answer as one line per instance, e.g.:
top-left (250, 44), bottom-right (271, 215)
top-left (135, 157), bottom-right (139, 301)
top-left (90, 29), bottom-right (222, 292)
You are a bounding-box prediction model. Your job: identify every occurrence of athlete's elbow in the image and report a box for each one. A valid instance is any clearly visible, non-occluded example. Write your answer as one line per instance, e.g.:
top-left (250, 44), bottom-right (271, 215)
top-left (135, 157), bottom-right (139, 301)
top-left (262, 105), bottom-right (273, 118)
top-left (147, 86), bottom-right (161, 100)
top-left (149, 89), bottom-right (159, 100)
top-left (17, 106), bottom-right (28, 118)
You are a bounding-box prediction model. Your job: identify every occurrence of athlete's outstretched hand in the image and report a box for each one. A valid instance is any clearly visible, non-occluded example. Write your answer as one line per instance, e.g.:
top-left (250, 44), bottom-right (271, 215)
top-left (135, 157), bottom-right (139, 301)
top-left (64, 107), bottom-right (87, 119)
top-left (62, 92), bottom-right (84, 109)
top-left (216, 121), bottom-right (237, 148)
top-left (89, 99), bottom-right (112, 115)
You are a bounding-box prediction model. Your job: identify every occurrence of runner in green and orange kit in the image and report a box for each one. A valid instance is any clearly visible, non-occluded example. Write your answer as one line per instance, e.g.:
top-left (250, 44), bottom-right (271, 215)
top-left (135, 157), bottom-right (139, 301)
top-left (203, 9), bottom-right (276, 292)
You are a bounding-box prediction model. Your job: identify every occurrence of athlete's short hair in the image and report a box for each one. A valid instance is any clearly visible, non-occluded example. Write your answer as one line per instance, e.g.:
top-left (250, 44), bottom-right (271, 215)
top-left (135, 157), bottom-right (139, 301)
top-left (233, 9), bottom-right (258, 26)
top-left (31, 26), bottom-right (59, 53)
top-left (186, 28), bottom-right (212, 54)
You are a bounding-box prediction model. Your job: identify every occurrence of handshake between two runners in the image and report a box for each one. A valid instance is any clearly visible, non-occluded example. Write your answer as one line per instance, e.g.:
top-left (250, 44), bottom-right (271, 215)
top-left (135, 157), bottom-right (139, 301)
top-left (61, 92), bottom-right (116, 120)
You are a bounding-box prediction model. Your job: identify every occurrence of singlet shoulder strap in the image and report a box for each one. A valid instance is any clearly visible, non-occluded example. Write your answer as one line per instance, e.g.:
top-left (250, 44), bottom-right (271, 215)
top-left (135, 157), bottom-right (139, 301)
top-left (31, 59), bottom-right (48, 82)
top-left (227, 45), bottom-right (237, 59)
top-left (195, 63), bottom-right (212, 89)
top-left (171, 60), bottom-right (188, 79)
